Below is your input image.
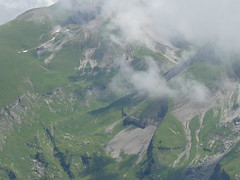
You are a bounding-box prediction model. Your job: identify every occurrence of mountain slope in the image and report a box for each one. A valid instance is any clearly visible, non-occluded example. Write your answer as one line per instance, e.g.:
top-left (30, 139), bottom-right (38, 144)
top-left (0, 1), bottom-right (240, 180)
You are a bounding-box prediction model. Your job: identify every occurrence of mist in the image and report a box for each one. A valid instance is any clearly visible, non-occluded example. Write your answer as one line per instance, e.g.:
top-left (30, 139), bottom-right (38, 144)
top-left (3, 0), bottom-right (240, 51)
top-left (52, 0), bottom-right (240, 53)
top-left (62, 0), bottom-right (236, 54)
top-left (55, 0), bottom-right (240, 100)
top-left (101, 0), bottom-right (240, 54)
top-left (4, 0), bottom-right (236, 100)
top-left (109, 57), bottom-right (210, 103)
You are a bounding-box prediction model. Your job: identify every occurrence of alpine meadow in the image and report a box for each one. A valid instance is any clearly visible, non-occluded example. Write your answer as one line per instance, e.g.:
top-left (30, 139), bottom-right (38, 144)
top-left (0, 0), bottom-right (240, 179)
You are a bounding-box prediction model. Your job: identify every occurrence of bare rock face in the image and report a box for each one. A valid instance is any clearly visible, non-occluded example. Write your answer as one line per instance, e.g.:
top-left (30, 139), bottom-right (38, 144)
top-left (106, 125), bottom-right (156, 162)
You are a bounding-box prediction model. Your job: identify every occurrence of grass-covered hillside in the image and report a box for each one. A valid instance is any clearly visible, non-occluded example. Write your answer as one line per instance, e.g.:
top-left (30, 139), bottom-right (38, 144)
top-left (0, 2), bottom-right (240, 180)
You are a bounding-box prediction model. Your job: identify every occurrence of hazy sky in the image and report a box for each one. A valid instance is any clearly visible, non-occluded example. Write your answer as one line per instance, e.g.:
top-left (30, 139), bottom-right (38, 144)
top-left (0, 0), bottom-right (57, 24)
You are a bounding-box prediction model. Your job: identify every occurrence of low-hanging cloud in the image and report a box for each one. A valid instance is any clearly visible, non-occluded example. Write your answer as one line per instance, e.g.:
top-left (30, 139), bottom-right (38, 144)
top-left (100, 0), bottom-right (240, 53)
top-left (3, 0), bottom-right (240, 52)
top-left (2, 0), bottom-right (234, 100)
top-left (109, 57), bottom-right (210, 102)
top-left (109, 57), bottom-right (174, 98)
top-left (56, 0), bottom-right (230, 100)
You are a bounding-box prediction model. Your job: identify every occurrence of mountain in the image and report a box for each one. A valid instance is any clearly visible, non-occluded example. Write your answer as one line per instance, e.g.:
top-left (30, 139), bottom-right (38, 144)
top-left (0, 1), bottom-right (240, 180)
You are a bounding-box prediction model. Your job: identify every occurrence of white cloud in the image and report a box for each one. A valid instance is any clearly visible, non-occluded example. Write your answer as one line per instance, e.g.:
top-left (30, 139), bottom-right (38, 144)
top-left (0, 0), bottom-right (233, 101)
top-left (98, 0), bottom-right (240, 54)
top-left (109, 57), bottom-right (209, 102)
top-left (2, 0), bottom-right (240, 52)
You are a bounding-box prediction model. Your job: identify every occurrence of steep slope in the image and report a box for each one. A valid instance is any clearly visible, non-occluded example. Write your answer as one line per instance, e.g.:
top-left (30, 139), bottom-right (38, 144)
top-left (0, 1), bottom-right (240, 180)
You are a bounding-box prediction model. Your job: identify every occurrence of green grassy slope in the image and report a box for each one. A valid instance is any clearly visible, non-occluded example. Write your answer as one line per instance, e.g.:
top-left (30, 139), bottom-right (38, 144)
top-left (1, 5), bottom-right (240, 180)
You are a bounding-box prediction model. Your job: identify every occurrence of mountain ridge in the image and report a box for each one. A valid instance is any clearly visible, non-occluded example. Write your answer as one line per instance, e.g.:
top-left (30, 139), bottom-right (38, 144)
top-left (0, 2), bottom-right (240, 180)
